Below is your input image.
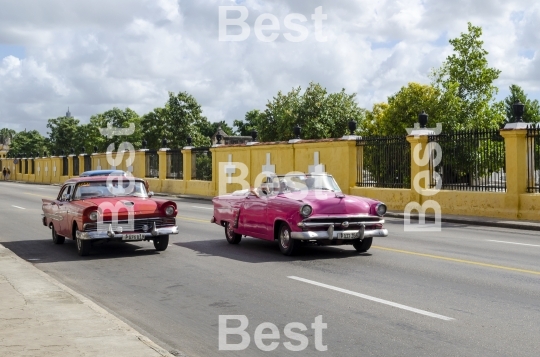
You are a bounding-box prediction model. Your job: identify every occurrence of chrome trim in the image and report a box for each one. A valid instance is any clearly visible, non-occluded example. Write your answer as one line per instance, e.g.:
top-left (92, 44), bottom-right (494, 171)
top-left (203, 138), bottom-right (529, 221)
top-left (298, 219), bottom-right (384, 227)
top-left (210, 216), bottom-right (216, 223)
top-left (290, 228), bottom-right (388, 240)
top-left (76, 225), bottom-right (179, 240)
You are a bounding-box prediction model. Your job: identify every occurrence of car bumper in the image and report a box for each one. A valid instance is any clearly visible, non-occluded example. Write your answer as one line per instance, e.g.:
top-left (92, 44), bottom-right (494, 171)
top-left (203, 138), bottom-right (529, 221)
top-left (290, 228), bottom-right (388, 240)
top-left (76, 225), bottom-right (179, 240)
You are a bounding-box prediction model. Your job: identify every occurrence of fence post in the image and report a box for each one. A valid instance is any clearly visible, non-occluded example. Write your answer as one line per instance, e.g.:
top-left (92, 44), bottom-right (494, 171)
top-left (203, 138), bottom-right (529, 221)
top-left (406, 135), bottom-right (429, 202)
top-left (132, 151), bottom-right (146, 178)
top-left (500, 128), bottom-right (528, 218)
top-left (158, 149), bottom-right (167, 181)
top-left (182, 149), bottom-right (192, 181)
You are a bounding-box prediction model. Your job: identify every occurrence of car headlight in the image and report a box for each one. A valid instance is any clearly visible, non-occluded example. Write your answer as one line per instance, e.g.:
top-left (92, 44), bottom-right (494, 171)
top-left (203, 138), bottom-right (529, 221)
top-left (89, 211), bottom-right (98, 221)
top-left (376, 203), bottom-right (387, 217)
top-left (165, 206), bottom-right (175, 216)
top-left (300, 205), bottom-right (312, 217)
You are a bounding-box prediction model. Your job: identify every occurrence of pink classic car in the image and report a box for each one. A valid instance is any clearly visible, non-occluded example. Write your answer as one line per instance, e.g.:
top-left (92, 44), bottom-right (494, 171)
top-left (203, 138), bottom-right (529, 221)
top-left (212, 174), bottom-right (388, 255)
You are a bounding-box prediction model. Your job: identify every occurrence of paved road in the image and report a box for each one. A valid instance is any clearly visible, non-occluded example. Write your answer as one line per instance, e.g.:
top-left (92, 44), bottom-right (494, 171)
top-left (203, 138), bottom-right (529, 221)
top-left (1, 181), bottom-right (540, 356)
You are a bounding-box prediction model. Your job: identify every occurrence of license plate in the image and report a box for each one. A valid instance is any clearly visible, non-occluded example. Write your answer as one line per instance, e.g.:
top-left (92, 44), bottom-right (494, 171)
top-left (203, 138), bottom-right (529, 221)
top-left (337, 232), bottom-right (358, 239)
top-left (122, 233), bottom-right (144, 241)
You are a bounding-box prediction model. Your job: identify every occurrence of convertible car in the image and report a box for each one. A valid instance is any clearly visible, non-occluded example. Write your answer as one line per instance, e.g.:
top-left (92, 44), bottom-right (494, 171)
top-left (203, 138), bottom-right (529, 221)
top-left (212, 173), bottom-right (388, 255)
top-left (42, 176), bottom-right (179, 256)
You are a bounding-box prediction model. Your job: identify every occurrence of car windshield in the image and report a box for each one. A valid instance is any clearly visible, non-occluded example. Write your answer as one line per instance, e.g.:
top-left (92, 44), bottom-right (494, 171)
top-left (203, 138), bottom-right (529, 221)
top-left (265, 174), bottom-right (342, 193)
top-left (73, 179), bottom-right (148, 199)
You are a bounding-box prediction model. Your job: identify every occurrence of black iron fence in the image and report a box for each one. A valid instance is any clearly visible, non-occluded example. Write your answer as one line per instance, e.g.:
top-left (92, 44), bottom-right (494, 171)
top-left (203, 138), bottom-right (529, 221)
top-left (30, 159), bottom-right (34, 174)
top-left (24, 159), bottom-right (28, 174)
top-left (166, 150), bottom-right (183, 179)
top-left (191, 147), bottom-right (212, 181)
top-left (356, 136), bottom-right (411, 188)
top-left (145, 150), bottom-right (159, 178)
top-left (428, 129), bottom-right (506, 191)
top-left (18, 160), bottom-right (21, 174)
top-left (527, 124), bottom-right (540, 193)
top-left (84, 155), bottom-right (92, 172)
top-left (72, 156), bottom-right (79, 176)
top-left (62, 157), bottom-right (68, 176)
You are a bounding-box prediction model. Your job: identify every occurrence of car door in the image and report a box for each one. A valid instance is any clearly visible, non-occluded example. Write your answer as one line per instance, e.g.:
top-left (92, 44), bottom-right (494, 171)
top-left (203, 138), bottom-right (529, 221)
top-left (57, 184), bottom-right (74, 237)
top-left (239, 193), bottom-right (269, 239)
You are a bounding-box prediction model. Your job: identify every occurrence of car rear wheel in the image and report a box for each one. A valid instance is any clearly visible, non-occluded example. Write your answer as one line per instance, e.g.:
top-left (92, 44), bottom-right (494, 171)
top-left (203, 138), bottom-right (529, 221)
top-left (51, 224), bottom-right (65, 245)
top-left (76, 237), bottom-right (91, 256)
top-left (153, 235), bottom-right (169, 251)
top-left (225, 222), bottom-right (242, 244)
top-left (278, 223), bottom-right (297, 256)
top-left (353, 237), bottom-right (373, 253)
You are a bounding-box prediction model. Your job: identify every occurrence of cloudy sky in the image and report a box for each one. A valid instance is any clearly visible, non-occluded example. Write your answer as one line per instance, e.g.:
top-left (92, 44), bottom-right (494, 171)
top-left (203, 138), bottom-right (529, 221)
top-left (0, 0), bottom-right (539, 135)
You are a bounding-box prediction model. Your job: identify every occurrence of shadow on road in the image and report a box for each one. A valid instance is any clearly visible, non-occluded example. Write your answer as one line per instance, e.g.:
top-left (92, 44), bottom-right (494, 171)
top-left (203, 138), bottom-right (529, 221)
top-left (1, 238), bottom-right (161, 263)
top-left (174, 237), bottom-right (370, 263)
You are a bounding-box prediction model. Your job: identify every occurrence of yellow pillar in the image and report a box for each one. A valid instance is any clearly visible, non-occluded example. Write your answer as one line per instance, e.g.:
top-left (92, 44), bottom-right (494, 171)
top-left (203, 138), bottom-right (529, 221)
top-left (406, 135), bottom-right (429, 203)
top-left (132, 151), bottom-right (146, 178)
top-left (500, 129), bottom-right (528, 218)
top-left (158, 150), bottom-right (167, 181)
top-left (182, 149), bottom-right (192, 181)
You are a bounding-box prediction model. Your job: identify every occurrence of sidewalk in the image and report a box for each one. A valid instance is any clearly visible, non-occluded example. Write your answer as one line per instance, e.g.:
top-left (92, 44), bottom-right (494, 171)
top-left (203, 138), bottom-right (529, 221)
top-left (155, 193), bottom-right (540, 232)
top-left (0, 244), bottom-right (175, 357)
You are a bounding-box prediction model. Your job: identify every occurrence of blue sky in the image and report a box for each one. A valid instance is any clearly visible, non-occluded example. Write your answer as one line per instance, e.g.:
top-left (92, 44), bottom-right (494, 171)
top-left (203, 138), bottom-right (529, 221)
top-left (0, 0), bottom-right (539, 134)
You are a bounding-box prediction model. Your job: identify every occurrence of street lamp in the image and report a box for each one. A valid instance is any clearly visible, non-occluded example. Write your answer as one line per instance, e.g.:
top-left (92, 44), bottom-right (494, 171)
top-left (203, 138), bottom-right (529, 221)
top-left (418, 111), bottom-right (428, 128)
top-left (348, 119), bottom-right (357, 135)
top-left (293, 124), bottom-right (301, 139)
top-left (513, 100), bottom-right (525, 123)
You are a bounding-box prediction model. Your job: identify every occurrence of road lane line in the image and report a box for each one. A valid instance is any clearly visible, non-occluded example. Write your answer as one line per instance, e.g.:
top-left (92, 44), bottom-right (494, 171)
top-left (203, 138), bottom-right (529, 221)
top-left (288, 276), bottom-right (454, 321)
top-left (486, 239), bottom-right (540, 248)
top-left (12, 205), bottom-right (26, 210)
top-left (372, 246), bottom-right (540, 276)
top-left (25, 192), bottom-right (56, 199)
top-left (191, 206), bottom-right (213, 210)
top-left (177, 216), bottom-right (212, 224)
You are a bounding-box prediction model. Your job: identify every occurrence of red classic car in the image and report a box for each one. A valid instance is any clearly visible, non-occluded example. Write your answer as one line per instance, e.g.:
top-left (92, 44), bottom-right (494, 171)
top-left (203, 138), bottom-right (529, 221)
top-left (42, 176), bottom-right (179, 256)
top-left (212, 173), bottom-right (388, 255)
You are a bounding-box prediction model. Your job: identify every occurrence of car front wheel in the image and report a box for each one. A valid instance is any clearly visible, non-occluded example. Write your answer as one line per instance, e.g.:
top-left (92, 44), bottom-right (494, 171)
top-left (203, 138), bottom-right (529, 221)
top-left (51, 224), bottom-right (65, 245)
top-left (353, 237), bottom-right (373, 253)
top-left (153, 235), bottom-right (169, 251)
top-left (278, 223), bottom-right (297, 256)
top-left (76, 237), bottom-right (91, 256)
top-left (225, 222), bottom-right (242, 244)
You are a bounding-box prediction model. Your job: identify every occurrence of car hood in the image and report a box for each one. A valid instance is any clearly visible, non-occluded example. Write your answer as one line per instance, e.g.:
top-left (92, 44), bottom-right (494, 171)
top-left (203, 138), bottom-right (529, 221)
top-left (80, 197), bottom-right (160, 215)
top-left (279, 191), bottom-right (378, 215)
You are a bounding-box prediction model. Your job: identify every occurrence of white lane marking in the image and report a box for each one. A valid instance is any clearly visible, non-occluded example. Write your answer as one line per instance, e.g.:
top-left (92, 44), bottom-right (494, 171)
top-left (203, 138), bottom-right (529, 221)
top-left (192, 206), bottom-right (213, 210)
top-left (288, 276), bottom-right (454, 321)
top-left (12, 205), bottom-right (26, 210)
top-left (486, 239), bottom-right (540, 248)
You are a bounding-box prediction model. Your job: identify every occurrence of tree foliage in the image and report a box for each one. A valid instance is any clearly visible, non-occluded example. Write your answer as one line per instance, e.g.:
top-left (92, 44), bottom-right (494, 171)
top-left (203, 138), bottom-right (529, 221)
top-left (0, 128), bottom-right (16, 145)
top-left (46, 116), bottom-right (81, 155)
top-left (140, 91), bottom-right (211, 149)
top-left (430, 22), bottom-right (504, 129)
top-left (9, 130), bottom-right (46, 157)
top-left (237, 82), bottom-right (365, 142)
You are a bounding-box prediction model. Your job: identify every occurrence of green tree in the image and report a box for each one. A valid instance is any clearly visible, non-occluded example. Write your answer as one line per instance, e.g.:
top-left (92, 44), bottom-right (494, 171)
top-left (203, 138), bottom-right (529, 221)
top-left (233, 110), bottom-right (262, 136)
top-left (430, 23), bottom-right (504, 129)
top-left (87, 108), bottom-right (142, 152)
top-left (252, 82), bottom-right (365, 142)
top-left (504, 84), bottom-right (540, 123)
top-left (9, 130), bottom-right (46, 157)
top-left (141, 91), bottom-right (211, 149)
top-left (196, 119), bottom-right (234, 138)
top-left (0, 128), bottom-right (16, 146)
top-left (46, 116), bottom-right (80, 155)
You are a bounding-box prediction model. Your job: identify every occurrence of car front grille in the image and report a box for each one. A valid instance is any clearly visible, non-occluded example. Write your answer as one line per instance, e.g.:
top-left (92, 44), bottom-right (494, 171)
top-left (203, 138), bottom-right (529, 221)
top-left (299, 215), bottom-right (383, 231)
top-left (83, 217), bottom-right (176, 232)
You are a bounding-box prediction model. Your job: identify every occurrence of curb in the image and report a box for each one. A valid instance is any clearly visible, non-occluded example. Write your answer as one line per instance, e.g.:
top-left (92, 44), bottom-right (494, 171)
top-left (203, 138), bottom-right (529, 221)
top-left (385, 212), bottom-right (540, 232)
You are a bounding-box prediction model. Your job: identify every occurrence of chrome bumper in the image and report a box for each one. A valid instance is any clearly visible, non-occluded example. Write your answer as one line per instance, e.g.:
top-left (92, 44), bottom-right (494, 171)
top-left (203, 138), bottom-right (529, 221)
top-left (76, 224), bottom-right (179, 240)
top-left (290, 228), bottom-right (388, 240)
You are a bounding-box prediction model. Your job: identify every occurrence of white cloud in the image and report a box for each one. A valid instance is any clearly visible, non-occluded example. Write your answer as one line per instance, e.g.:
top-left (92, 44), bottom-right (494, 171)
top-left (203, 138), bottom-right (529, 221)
top-left (0, 0), bottom-right (539, 134)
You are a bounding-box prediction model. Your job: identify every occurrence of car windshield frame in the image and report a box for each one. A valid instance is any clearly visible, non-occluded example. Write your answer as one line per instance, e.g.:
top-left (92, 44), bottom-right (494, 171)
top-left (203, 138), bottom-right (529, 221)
top-left (262, 174), bottom-right (342, 194)
top-left (72, 179), bottom-right (149, 200)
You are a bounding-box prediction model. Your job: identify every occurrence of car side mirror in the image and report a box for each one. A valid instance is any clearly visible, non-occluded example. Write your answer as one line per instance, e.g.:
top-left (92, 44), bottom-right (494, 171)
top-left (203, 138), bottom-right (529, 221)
top-left (62, 193), bottom-right (71, 201)
top-left (148, 191), bottom-right (154, 197)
